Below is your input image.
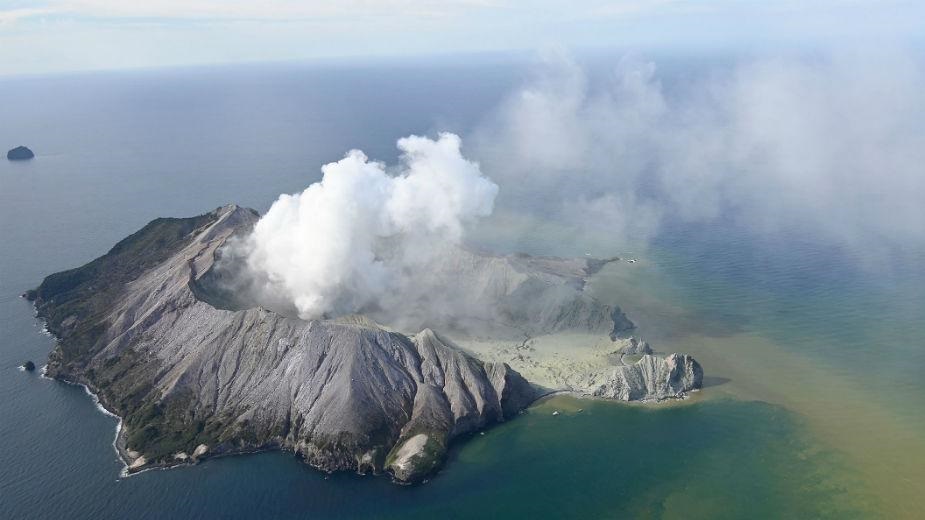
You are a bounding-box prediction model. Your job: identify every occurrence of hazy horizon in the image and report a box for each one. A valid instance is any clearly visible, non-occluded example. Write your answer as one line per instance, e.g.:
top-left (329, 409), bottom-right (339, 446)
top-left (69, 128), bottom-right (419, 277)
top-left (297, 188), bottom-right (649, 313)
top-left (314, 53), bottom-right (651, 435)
top-left (2, 0), bottom-right (924, 77)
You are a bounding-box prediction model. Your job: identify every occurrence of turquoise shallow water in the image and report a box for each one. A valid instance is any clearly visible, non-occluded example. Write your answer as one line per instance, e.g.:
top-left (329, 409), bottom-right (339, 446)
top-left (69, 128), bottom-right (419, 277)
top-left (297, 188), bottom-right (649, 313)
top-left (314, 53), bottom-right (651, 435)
top-left (648, 221), bottom-right (925, 430)
top-left (2, 61), bottom-right (923, 518)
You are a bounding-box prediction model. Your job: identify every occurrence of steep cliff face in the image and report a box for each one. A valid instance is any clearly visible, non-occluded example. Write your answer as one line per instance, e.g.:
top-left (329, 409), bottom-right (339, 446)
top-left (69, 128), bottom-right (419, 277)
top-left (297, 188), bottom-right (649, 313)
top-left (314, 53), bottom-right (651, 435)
top-left (30, 205), bottom-right (535, 483)
top-left (590, 354), bottom-right (703, 401)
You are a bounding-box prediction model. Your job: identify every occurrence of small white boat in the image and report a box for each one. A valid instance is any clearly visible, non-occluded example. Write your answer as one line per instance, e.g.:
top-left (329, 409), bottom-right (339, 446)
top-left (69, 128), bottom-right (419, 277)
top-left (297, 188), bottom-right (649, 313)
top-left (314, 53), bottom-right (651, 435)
top-left (552, 410), bottom-right (560, 416)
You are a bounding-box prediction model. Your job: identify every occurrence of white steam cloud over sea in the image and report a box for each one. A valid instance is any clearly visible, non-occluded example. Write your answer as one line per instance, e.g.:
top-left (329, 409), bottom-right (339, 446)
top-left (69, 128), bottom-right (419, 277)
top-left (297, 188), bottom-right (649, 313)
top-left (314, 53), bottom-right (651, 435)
top-left (471, 50), bottom-right (925, 257)
top-left (231, 48), bottom-right (925, 322)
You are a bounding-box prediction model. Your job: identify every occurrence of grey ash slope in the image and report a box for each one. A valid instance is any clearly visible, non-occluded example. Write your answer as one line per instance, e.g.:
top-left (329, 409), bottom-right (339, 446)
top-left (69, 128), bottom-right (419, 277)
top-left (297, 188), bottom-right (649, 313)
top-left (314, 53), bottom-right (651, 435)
top-left (396, 248), bottom-right (637, 340)
top-left (29, 204), bottom-right (702, 483)
top-left (30, 205), bottom-right (534, 482)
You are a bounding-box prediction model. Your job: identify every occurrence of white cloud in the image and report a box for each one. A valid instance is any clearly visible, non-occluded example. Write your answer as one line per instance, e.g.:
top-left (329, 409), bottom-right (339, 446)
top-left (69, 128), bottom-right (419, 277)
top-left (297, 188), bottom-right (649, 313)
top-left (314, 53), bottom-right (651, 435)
top-left (470, 49), bottom-right (925, 259)
top-left (1, 0), bottom-right (497, 23)
top-left (241, 133), bottom-right (498, 320)
top-left (0, 7), bottom-right (55, 24)
top-left (2, 0), bottom-right (922, 76)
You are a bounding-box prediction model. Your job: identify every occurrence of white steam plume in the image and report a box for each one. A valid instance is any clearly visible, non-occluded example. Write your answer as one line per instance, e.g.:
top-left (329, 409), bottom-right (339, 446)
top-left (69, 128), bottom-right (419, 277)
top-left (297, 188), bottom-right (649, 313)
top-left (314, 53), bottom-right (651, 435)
top-left (244, 132), bottom-right (497, 320)
top-left (470, 50), bottom-right (925, 260)
top-left (233, 49), bottom-right (924, 326)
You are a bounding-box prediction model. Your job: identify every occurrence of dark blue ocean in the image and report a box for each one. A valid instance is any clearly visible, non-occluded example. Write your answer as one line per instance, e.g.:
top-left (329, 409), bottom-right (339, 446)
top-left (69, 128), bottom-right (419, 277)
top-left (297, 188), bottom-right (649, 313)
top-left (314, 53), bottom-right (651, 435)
top-left (2, 58), bottom-right (923, 519)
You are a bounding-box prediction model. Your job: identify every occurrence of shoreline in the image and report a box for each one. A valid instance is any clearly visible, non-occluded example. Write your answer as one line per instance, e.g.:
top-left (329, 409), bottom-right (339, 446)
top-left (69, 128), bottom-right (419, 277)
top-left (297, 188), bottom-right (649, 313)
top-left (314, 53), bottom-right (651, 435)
top-left (34, 311), bottom-right (152, 478)
top-left (457, 332), bottom-right (701, 403)
top-left (40, 356), bottom-right (696, 481)
top-left (40, 364), bottom-right (133, 477)
top-left (29, 295), bottom-right (698, 483)
top-left (32, 302), bottom-right (151, 478)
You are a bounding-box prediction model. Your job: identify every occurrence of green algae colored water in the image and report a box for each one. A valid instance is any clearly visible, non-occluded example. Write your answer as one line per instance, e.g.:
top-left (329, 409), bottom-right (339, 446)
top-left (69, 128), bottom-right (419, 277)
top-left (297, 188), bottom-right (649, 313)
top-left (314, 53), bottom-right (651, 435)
top-left (2, 62), bottom-right (923, 519)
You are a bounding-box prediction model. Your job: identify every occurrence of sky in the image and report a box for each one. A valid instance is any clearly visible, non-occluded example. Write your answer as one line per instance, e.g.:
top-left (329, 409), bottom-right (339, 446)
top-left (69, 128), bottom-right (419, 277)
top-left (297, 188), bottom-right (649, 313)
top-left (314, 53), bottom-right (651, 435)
top-left (1, 0), bottom-right (923, 76)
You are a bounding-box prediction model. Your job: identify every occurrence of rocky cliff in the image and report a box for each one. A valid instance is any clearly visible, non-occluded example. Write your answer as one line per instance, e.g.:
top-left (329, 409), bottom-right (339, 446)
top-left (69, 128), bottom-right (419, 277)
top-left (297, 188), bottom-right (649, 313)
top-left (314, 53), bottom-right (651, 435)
top-left (590, 353), bottom-right (703, 401)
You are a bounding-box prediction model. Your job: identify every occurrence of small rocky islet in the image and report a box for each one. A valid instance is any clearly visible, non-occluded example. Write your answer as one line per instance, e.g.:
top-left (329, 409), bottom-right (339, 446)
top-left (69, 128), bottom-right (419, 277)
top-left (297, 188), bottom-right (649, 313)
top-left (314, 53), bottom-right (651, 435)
top-left (26, 204), bottom-right (703, 484)
top-left (7, 146), bottom-right (35, 160)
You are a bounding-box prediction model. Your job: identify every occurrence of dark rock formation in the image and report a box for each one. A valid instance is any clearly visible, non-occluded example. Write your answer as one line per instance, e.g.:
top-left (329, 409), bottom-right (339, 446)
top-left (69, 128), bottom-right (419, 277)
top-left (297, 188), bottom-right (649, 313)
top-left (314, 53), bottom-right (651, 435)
top-left (22, 361), bottom-right (36, 371)
top-left (7, 146), bottom-right (34, 160)
top-left (609, 307), bottom-right (636, 339)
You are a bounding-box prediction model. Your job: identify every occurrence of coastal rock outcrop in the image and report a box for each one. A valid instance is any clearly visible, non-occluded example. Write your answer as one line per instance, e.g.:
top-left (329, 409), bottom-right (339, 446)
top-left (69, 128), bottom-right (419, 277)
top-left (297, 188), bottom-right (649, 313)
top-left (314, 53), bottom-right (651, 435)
top-left (590, 354), bottom-right (703, 401)
top-left (7, 146), bottom-right (34, 160)
top-left (28, 205), bottom-right (537, 483)
top-left (619, 337), bottom-right (653, 356)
